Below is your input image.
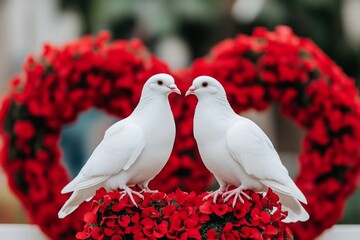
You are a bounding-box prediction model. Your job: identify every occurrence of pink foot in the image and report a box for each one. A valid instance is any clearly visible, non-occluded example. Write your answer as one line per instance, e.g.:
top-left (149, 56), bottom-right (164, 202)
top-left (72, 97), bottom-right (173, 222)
top-left (139, 186), bottom-right (159, 194)
top-left (120, 186), bottom-right (144, 207)
top-left (203, 186), bottom-right (226, 203)
top-left (222, 186), bottom-right (252, 207)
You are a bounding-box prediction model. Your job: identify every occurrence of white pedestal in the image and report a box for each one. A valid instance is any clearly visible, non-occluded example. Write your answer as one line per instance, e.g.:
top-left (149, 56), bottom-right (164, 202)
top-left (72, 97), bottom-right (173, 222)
top-left (316, 225), bottom-right (360, 240)
top-left (0, 224), bottom-right (359, 239)
top-left (0, 224), bottom-right (47, 240)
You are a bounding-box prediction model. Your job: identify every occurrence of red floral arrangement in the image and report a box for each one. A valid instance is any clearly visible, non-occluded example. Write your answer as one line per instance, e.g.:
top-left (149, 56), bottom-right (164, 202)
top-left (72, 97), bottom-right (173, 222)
top-left (1, 26), bottom-right (360, 240)
top-left (76, 188), bottom-right (292, 240)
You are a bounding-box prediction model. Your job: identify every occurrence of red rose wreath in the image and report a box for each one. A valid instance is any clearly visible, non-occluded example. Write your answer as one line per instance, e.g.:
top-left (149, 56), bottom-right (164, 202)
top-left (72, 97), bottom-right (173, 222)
top-left (1, 26), bottom-right (360, 239)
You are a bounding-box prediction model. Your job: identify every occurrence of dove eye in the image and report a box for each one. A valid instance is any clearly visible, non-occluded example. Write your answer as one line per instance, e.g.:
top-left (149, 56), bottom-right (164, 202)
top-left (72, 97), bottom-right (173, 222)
top-left (202, 82), bottom-right (208, 87)
top-left (157, 80), bottom-right (163, 86)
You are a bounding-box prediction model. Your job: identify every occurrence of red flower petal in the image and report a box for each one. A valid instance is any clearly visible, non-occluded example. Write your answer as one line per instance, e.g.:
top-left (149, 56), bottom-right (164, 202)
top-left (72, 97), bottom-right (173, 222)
top-left (153, 221), bottom-right (168, 238)
top-left (187, 228), bottom-right (202, 240)
top-left (260, 211), bottom-right (271, 224)
top-left (184, 218), bottom-right (197, 228)
top-left (150, 192), bottom-right (166, 201)
top-left (112, 201), bottom-right (127, 212)
top-left (207, 229), bottom-right (219, 240)
top-left (175, 189), bottom-right (189, 204)
top-left (118, 215), bottom-right (130, 228)
top-left (163, 204), bottom-right (176, 217)
top-left (131, 213), bottom-right (140, 223)
top-left (265, 225), bottom-right (278, 235)
top-left (111, 235), bottom-right (122, 240)
top-left (142, 206), bottom-right (160, 218)
top-left (140, 217), bottom-right (155, 229)
top-left (133, 232), bottom-right (146, 240)
top-left (131, 222), bottom-right (143, 234)
top-left (91, 227), bottom-right (103, 239)
top-left (211, 204), bottom-right (228, 216)
top-left (83, 212), bottom-right (97, 224)
top-left (13, 120), bottom-right (35, 140)
top-left (223, 222), bottom-right (234, 233)
top-left (75, 231), bottom-right (90, 239)
top-left (199, 201), bottom-right (213, 214)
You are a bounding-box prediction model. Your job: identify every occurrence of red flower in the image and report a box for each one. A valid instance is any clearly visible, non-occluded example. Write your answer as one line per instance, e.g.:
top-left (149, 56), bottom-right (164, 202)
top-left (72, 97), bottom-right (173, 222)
top-left (240, 226), bottom-right (262, 239)
top-left (186, 228), bottom-right (202, 240)
top-left (153, 221), bottom-right (168, 238)
top-left (308, 119), bottom-right (329, 145)
top-left (199, 200), bottom-right (213, 214)
top-left (251, 208), bottom-right (271, 224)
top-left (13, 120), bottom-right (35, 140)
top-left (111, 201), bottom-right (127, 212)
top-left (141, 217), bottom-right (155, 229)
top-left (118, 215), bottom-right (130, 228)
top-left (174, 188), bottom-right (189, 204)
top-left (265, 225), bottom-right (278, 235)
top-left (211, 203), bottom-right (228, 216)
top-left (91, 227), bottom-right (103, 239)
top-left (223, 222), bottom-right (234, 233)
top-left (233, 202), bottom-right (249, 219)
top-left (141, 206), bottom-right (160, 218)
top-left (206, 229), bottom-right (219, 240)
top-left (150, 192), bottom-right (166, 201)
top-left (76, 231), bottom-right (90, 239)
top-left (162, 204), bottom-right (176, 218)
top-left (83, 212), bottom-right (97, 224)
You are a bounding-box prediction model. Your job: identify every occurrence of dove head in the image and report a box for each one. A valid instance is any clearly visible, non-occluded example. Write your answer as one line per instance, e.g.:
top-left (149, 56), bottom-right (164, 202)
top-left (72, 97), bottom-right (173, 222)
top-left (142, 73), bottom-right (181, 97)
top-left (186, 76), bottom-right (227, 100)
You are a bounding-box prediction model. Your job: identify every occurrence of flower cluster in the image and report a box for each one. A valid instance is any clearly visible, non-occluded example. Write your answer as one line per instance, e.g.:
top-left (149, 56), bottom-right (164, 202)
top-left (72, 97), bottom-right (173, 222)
top-left (77, 188), bottom-right (292, 240)
top-left (1, 26), bottom-right (360, 240)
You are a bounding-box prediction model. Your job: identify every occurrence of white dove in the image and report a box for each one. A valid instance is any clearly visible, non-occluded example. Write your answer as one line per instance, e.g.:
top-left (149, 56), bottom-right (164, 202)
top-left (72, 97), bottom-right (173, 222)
top-left (58, 73), bottom-right (181, 218)
top-left (186, 76), bottom-right (309, 223)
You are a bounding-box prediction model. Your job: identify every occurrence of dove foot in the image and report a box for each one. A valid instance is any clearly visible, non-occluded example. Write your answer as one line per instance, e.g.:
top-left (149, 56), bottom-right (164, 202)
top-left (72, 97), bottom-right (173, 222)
top-left (203, 186), bottom-right (226, 203)
top-left (222, 186), bottom-right (252, 207)
top-left (120, 186), bottom-right (144, 207)
top-left (139, 186), bottom-right (159, 194)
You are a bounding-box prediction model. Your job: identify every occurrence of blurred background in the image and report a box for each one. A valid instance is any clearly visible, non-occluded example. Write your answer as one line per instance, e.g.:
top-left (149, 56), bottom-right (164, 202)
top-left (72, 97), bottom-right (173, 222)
top-left (0, 0), bottom-right (359, 224)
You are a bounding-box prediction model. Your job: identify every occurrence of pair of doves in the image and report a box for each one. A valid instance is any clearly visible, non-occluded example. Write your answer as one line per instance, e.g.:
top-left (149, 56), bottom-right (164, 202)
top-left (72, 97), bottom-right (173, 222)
top-left (58, 73), bottom-right (309, 223)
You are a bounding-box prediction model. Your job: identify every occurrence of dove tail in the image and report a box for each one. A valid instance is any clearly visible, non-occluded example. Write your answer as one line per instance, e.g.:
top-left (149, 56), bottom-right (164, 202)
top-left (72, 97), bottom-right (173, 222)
top-left (275, 191), bottom-right (309, 223)
top-left (261, 178), bottom-right (307, 204)
top-left (58, 191), bottom-right (83, 218)
top-left (58, 187), bottom-right (98, 219)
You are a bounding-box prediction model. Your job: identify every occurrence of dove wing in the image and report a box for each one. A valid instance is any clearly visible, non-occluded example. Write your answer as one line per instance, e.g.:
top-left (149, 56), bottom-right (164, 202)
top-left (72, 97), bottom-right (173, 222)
top-left (61, 121), bottom-right (145, 193)
top-left (226, 118), bottom-right (306, 203)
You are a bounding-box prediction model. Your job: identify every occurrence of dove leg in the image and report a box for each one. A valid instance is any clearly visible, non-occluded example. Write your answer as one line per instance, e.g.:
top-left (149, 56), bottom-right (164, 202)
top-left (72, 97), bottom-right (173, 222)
top-left (138, 180), bottom-right (159, 194)
top-left (120, 186), bottom-right (144, 207)
top-left (203, 178), bottom-right (227, 203)
top-left (222, 185), bottom-right (252, 207)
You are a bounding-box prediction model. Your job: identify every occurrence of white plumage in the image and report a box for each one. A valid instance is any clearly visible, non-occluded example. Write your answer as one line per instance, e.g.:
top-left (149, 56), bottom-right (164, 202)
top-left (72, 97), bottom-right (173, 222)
top-left (58, 73), bottom-right (181, 218)
top-left (186, 76), bottom-right (309, 223)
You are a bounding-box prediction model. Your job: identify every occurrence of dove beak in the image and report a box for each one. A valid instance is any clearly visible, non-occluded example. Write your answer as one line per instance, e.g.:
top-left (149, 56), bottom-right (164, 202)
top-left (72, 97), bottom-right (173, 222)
top-left (169, 84), bottom-right (181, 95)
top-left (185, 85), bottom-right (197, 97)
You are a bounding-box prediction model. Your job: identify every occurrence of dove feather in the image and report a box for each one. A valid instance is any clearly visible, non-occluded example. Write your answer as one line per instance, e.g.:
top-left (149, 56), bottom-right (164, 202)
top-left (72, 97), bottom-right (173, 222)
top-left (61, 121), bottom-right (145, 193)
top-left (226, 117), bottom-right (288, 181)
top-left (226, 118), bottom-right (307, 204)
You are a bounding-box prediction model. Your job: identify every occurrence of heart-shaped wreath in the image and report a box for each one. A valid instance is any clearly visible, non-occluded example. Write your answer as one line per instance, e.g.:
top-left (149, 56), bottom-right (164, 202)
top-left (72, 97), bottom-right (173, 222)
top-left (1, 26), bottom-right (360, 240)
